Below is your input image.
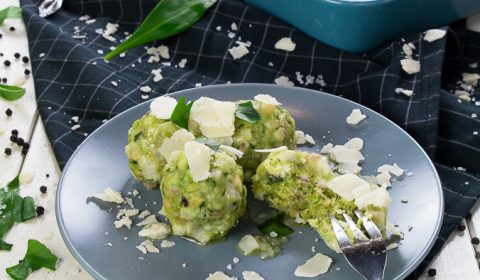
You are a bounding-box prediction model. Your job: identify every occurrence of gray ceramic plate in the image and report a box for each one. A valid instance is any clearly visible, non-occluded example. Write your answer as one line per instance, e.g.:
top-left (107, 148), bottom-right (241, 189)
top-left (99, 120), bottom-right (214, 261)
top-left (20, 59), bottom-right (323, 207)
top-left (57, 84), bottom-right (443, 280)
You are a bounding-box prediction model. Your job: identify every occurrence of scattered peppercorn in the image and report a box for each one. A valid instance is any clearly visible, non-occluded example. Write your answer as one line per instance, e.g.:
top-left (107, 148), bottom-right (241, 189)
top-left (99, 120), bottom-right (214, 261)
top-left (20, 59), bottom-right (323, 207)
top-left (40, 186), bottom-right (47, 193)
top-left (21, 148), bottom-right (28, 155)
top-left (11, 129), bottom-right (18, 135)
top-left (2, 77), bottom-right (7, 83)
top-left (10, 135), bottom-right (17, 142)
top-left (46, 173), bottom-right (50, 178)
top-left (14, 53), bottom-right (20, 59)
top-left (473, 237), bottom-right (480, 245)
top-left (427, 268), bottom-right (436, 277)
top-left (4, 148), bottom-right (11, 155)
top-left (24, 69), bottom-right (30, 76)
top-left (6, 108), bottom-right (12, 116)
top-left (22, 142), bottom-right (30, 149)
top-left (458, 224), bottom-right (466, 231)
top-left (181, 196), bottom-right (189, 207)
top-left (0, 34), bottom-right (2, 39)
top-left (22, 56), bottom-right (29, 63)
top-left (9, 26), bottom-right (15, 32)
top-left (16, 137), bottom-right (24, 146)
top-left (36, 206), bottom-right (45, 216)
top-left (0, 52), bottom-right (3, 56)
top-left (4, 60), bottom-right (11, 67)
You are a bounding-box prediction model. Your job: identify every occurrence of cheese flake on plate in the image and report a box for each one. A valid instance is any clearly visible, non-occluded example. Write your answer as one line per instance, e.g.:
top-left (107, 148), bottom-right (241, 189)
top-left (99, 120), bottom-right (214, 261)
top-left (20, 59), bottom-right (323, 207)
top-left (254, 146), bottom-right (288, 153)
top-left (138, 222), bottom-right (171, 240)
top-left (160, 240), bottom-right (176, 248)
top-left (242, 271), bottom-right (265, 280)
top-left (91, 188), bottom-right (124, 204)
top-left (184, 141), bottom-right (212, 182)
top-left (190, 97), bottom-right (236, 138)
top-left (238, 235), bottom-right (260, 255)
top-left (423, 29), bottom-right (446, 42)
top-left (137, 214), bottom-right (158, 226)
top-left (346, 109), bottom-right (366, 125)
top-left (344, 137), bottom-right (364, 151)
top-left (295, 130), bottom-right (306, 145)
top-left (355, 187), bottom-right (391, 209)
top-left (377, 163), bottom-right (404, 177)
top-left (327, 174), bottom-right (370, 201)
top-left (159, 129), bottom-right (195, 163)
top-left (274, 37), bottom-right (296, 52)
top-left (205, 271), bottom-right (231, 280)
top-left (254, 94), bottom-right (282, 105)
top-left (150, 96), bottom-right (177, 119)
top-left (400, 58), bottom-right (421, 74)
top-left (294, 253), bottom-right (332, 278)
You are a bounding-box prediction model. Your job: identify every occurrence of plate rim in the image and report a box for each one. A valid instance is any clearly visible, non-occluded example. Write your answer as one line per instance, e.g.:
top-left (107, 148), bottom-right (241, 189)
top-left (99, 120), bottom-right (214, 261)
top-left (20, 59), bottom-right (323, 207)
top-left (56, 83), bottom-right (444, 280)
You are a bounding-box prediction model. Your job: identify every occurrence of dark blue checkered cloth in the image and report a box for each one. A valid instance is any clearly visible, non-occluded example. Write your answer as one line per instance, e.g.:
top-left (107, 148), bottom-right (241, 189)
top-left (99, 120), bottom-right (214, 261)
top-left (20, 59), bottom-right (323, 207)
top-left (19, 0), bottom-right (480, 277)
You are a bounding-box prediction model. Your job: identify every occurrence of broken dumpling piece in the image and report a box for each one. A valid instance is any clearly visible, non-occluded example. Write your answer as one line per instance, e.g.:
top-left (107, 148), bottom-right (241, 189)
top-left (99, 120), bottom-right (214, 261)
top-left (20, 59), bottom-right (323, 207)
top-left (160, 142), bottom-right (247, 244)
top-left (124, 97), bottom-right (185, 189)
top-left (232, 95), bottom-right (297, 181)
top-left (252, 150), bottom-right (389, 253)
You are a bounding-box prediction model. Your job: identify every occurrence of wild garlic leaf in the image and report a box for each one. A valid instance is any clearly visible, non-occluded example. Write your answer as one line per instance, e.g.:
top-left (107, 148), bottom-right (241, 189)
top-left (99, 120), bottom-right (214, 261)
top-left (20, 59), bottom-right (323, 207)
top-left (170, 96), bottom-right (192, 129)
top-left (195, 137), bottom-right (220, 150)
top-left (6, 239), bottom-right (57, 280)
top-left (235, 101), bottom-right (260, 124)
top-left (104, 0), bottom-right (217, 60)
top-left (0, 176), bottom-right (37, 251)
top-left (0, 6), bottom-right (22, 26)
top-left (0, 85), bottom-right (26, 101)
top-left (257, 214), bottom-right (294, 237)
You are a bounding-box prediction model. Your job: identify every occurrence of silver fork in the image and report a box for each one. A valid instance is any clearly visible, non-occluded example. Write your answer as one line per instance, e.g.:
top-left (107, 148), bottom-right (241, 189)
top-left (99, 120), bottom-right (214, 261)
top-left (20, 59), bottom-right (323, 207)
top-left (329, 209), bottom-right (387, 280)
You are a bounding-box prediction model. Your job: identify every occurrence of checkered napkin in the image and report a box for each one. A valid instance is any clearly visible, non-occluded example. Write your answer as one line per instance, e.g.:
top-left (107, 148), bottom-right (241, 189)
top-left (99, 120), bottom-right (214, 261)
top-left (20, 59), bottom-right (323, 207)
top-left (19, 0), bottom-right (480, 277)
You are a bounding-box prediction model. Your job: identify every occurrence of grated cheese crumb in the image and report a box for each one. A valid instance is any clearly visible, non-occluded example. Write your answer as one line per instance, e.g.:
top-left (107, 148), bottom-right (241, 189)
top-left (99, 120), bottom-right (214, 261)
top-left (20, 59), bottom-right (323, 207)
top-left (274, 37), bottom-right (296, 52)
top-left (346, 109), bottom-right (366, 125)
top-left (400, 58), bottom-right (421, 74)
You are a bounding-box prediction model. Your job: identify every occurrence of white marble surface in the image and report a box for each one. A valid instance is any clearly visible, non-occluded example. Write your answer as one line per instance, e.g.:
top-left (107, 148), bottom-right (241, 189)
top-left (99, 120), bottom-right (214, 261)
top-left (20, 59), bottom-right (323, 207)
top-left (0, 1), bottom-right (479, 279)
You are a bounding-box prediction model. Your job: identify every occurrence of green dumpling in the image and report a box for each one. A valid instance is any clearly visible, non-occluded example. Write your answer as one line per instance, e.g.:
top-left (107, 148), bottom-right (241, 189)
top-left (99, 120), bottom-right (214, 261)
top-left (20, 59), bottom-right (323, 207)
top-left (160, 150), bottom-right (247, 244)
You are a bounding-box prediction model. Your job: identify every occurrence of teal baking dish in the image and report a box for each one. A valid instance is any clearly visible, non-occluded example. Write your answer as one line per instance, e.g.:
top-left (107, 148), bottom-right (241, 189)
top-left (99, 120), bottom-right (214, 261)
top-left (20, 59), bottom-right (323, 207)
top-left (244, 0), bottom-right (480, 53)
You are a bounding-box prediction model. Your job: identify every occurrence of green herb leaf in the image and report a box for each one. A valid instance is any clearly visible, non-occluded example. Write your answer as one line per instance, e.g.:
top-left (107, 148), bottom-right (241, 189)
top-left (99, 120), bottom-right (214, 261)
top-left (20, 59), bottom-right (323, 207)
top-left (0, 6), bottom-right (22, 26)
top-left (257, 214), bottom-right (294, 237)
top-left (195, 137), bottom-right (220, 150)
top-left (7, 175), bottom-right (20, 190)
top-left (104, 0), bottom-right (217, 60)
top-left (170, 96), bottom-right (193, 129)
top-left (235, 101), bottom-right (260, 124)
top-left (0, 239), bottom-right (13, 251)
top-left (0, 85), bottom-right (26, 101)
top-left (6, 240), bottom-right (57, 280)
top-left (1, 177), bottom-right (37, 251)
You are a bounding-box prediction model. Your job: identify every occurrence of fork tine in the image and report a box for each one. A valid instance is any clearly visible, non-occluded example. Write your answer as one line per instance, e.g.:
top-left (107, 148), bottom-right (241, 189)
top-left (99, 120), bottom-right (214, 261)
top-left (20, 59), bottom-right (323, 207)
top-left (342, 213), bottom-right (369, 243)
top-left (328, 214), bottom-right (351, 248)
top-left (354, 210), bottom-right (383, 240)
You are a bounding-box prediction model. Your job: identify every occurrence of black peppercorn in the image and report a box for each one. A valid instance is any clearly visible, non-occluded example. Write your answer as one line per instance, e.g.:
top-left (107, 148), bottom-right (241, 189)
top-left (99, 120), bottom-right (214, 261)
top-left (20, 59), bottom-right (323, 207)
top-left (427, 268), bottom-right (436, 277)
top-left (472, 237), bottom-right (480, 245)
top-left (40, 186), bottom-right (47, 193)
top-left (2, 77), bottom-right (7, 83)
top-left (24, 69), bottom-right (30, 76)
top-left (181, 196), bottom-right (189, 207)
top-left (4, 60), bottom-right (11, 67)
top-left (9, 26), bottom-right (15, 32)
top-left (6, 108), bottom-right (12, 116)
top-left (458, 224), bottom-right (466, 231)
top-left (14, 53), bottom-right (20, 59)
top-left (0, 34), bottom-right (2, 39)
top-left (21, 148), bottom-right (28, 155)
top-left (22, 142), bottom-right (30, 149)
top-left (10, 135), bottom-right (17, 142)
top-left (4, 148), bottom-right (11, 155)
top-left (46, 173), bottom-right (50, 178)
top-left (16, 137), bottom-right (24, 146)
top-left (22, 56), bottom-right (29, 63)
top-left (36, 206), bottom-right (45, 216)
top-left (11, 129), bottom-right (18, 135)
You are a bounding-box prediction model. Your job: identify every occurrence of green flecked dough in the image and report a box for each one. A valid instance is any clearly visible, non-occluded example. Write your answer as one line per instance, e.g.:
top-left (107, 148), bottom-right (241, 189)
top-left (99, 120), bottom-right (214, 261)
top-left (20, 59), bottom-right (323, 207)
top-left (232, 100), bottom-right (296, 181)
top-left (161, 151), bottom-right (247, 244)
top-left (252, 150), bottom-right (387, 253)
top-left (124, 113), bottom-right (180, 189)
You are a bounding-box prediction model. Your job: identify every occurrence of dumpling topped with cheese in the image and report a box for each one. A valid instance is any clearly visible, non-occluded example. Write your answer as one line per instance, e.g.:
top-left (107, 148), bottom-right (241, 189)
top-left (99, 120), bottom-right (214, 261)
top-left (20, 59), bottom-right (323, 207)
top-left (252, 150), bottom-right (390, 252)
top-left (232, 96), bottom-right (296, 181)
top-left (125, 97), bottom-right (191, 189)
top-left (160, 141), bottom-right (247, 244)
